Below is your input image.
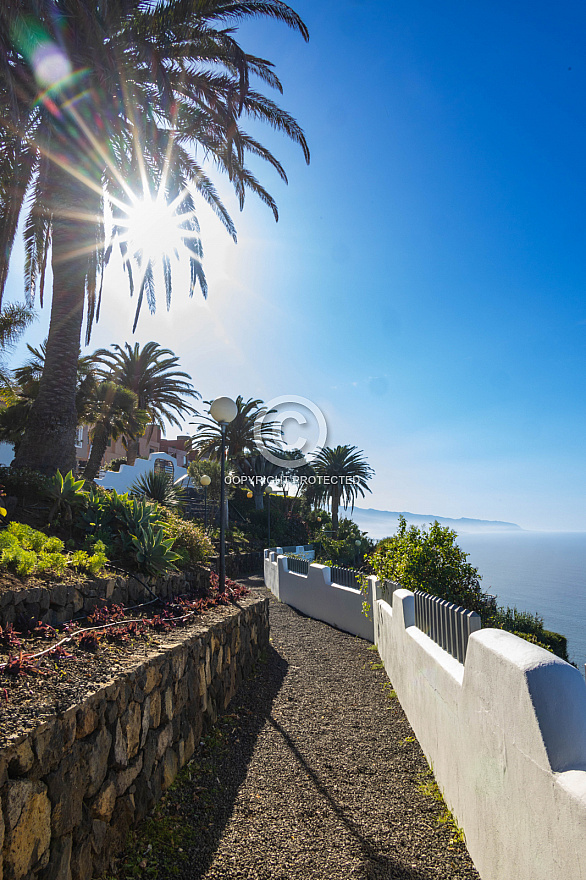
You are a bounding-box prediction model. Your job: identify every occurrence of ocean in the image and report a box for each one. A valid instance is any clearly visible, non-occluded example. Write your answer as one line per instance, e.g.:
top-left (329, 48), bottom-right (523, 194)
top-left (346, 509), bottom-right (586, 672)
top-left (458, 531), bottom-right (586, 673)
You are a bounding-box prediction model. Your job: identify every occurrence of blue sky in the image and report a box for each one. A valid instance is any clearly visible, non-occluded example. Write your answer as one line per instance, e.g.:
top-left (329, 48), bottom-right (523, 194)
top-left (5, 0), bottom-right (586, 530)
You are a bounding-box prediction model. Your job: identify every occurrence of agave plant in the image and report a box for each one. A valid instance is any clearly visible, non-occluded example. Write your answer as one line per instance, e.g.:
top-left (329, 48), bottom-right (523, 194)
top-left (45, 470), bottom-right (88, 524)
top-left (131, 471), bottom-right (187, 509)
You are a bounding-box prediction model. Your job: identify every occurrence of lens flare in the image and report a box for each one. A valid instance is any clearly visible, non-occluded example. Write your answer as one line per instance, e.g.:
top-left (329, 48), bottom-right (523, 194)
top-left (32, 43), bottom-right (71, 88)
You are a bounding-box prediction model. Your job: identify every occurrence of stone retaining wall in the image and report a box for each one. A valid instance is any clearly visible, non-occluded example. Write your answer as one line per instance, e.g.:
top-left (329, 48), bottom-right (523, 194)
top-left (0, 592), bottom-right (269, 880)
top-left (0, 568), bottom-right (211, 631)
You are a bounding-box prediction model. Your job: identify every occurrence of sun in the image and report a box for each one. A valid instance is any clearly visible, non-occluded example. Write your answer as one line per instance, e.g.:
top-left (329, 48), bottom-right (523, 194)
top-left (118, 195), bottom-right (188, 263)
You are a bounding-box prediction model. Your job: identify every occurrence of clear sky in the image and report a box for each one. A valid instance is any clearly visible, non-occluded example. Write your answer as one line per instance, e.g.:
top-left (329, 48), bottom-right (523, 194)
top-left (4, 0), bottom-right (586, 531)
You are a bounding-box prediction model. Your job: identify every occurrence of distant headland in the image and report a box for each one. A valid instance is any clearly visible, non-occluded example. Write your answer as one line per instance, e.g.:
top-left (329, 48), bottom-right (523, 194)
top-left (345, 506), bottom-right (521, 540)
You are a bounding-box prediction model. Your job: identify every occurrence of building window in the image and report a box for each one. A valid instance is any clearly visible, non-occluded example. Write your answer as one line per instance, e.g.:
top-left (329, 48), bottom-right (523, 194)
top-left (74, 426), bottom-right (84, 449)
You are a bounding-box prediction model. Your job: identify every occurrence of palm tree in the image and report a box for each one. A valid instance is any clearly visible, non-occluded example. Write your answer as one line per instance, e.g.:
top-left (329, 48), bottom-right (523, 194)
top-left (0, 341), bottom-right (98, 452)
top-left (83, 381), bottom-right (148, 482)
top-left (310, 445), bottom-right (375, 534)
top-left (94, 341), bottom-right (199, 465)
top-left (189, 395), bottom-right (281, 517)
top-left (0, 303), bottom-right (35, 391)
top-left (0, 2), bottom-right (310, 474)
top-left (189, 396), bottom-right (280, 462)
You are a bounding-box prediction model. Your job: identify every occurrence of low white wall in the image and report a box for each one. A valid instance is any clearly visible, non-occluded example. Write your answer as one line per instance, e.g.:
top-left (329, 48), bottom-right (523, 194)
top-left (96, 452), bottom-right (187, 493)
top-left (270, 546), bottom-right (315, 561)
top-left (263, 552), bottom-right (373, 642)
top-left (373, 584), bottom-right (586, 880)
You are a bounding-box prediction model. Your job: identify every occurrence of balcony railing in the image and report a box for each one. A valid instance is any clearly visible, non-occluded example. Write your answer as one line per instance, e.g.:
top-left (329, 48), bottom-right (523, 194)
top-left (286, 555), bottom-right (310, 576)
top-left (413, 590), bottom-right (481, 663)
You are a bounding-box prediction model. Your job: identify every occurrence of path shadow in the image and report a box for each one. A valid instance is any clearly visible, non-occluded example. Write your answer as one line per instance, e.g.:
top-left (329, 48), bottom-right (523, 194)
top-left (266, 714), bottom-right (459, 880)
top-left (159, 642), bottom-right (289, 878)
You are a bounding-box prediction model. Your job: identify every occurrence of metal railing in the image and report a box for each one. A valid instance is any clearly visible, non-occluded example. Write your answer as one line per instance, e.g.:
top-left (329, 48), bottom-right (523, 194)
top-left (285, 555), bottom-right (310, 575)
top-left (330, 565), bottom-right (362, 590)
top-left (413, 590), bottom-right (481, 663)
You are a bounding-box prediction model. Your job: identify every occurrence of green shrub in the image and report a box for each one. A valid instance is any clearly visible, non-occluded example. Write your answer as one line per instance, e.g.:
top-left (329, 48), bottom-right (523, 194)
top-left (104, 457), bottom-right (127, 472)
top-left (75, 489), bottom-right (180, 574)
top-left (0, 522), bottom-right (107, 578)
top-left (0, 466), bottom-right (50, 504)
top-left (483, 604), bottom-right (568, 660)
top-left (370, 516), bottom-right (569, 661)
top-left (370, 515), bottom-right (486, 611)
top-left (158, 511), bottom-right (213, 567)
top-left (314, 517), bottom-right (373, 566)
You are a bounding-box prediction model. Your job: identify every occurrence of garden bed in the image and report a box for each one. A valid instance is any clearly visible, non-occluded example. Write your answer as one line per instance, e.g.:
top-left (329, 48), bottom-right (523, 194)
top-left (0, 571), bottom-right (245, 746)
top-left (0, 571), bottom-right (269, 880)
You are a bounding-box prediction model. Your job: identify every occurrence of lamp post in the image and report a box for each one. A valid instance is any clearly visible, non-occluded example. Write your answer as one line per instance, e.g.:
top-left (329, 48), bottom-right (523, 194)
top-left (355, 538), bottom-right (362, 568)
top-left (200, 474), bottom-right (211, 530)
top-left (210, 397), bottom-right (237, 591)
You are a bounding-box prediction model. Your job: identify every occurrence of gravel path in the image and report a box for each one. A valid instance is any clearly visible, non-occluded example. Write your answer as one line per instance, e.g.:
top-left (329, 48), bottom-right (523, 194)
top-left (115, 578), bottom-right (480, 880)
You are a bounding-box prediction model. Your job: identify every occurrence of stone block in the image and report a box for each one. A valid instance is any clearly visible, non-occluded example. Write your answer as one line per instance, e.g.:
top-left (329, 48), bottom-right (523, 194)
top-left (161, 748), bottom-right (178, 791)
top-left (178, 729), bottom-right (195, 768)
top-left (112, 721), bottom-right (128, 769)
top-left (115, 754), bottom-right (143, 796)
top-left (149, 691), bottom-right (161, 729)
top-left (6, 738), bottom-right (34, 776)
top-left (107, 794), bottom-right (135, 857)
top-left (2, 780), bottom-right (51, 880)
top-left (69, 837), bottom-right (91, 880)
top-left (143, 663), bottom-right (162, 695)
top-left (44, 834), bottom-right (72, 880)
top-left (76, 705), bottom-right (99, 740)
top-left (86, 727), bottom-right (111, 797)
top-left (50, 584), bottom-right (68, 607)
top-left (172, 647), bottom-right (187, 680)
top-left (162, 688), bottom-right (174, 724)
top-left (121, 701), bottom-right (141, 760)
top-left (90, 819), bottom-right (107, 856)
top-left (46, 748), bottom-right (87, 836)
top-left (90, 780), bottom-right (116, 822)
top-left (156, 723), bottom-right (173, 761)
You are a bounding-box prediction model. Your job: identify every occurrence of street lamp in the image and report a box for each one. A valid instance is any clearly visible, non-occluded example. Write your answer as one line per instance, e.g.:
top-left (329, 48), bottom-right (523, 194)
top-left (355, 538), bottom-right (362, 567)
top-left (200, 474), bottom-right (211, 530)
top-left (210, 396), bottom-right (237, 591)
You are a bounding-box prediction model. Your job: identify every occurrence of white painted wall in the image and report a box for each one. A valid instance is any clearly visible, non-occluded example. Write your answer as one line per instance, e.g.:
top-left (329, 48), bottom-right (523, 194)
top-left (263, 552), bottom-right (373, 642)
top-left (270, 545), bottom-right (315, 561)
top-left (372, 585), bottom-right (586, 880)
top-left (264, 559), bottom-right (586, 880)
top-left (95, 452), bottom-right (188, 493)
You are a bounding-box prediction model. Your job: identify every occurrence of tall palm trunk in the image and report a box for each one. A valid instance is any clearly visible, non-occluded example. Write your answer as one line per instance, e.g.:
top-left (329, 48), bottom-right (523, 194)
top-left (331, 486), bottom-right (341, 535)
top-left (253, 484), bottom-right (265, 511)
top-left (13, 170), bottom-right (86, 474)
top-left (84, 422), bottom-right (110, 482)
top-left (125, 438), bottom-right (140, 466)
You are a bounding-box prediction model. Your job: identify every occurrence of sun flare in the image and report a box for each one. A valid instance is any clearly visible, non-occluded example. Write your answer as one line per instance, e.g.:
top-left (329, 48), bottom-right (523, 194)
top-left (119, 197), bottom-right (187, 262)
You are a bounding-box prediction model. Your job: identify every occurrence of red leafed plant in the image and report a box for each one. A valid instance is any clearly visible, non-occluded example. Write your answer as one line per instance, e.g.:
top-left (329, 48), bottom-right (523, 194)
top-left (4, 651), bottom-right (44, 675)
top-left (34, 622), bottom-right (57, 640)
top-left (0, 624), bottom-right (22, 650)
top-left (78, 631), bottom-right (101, 652)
